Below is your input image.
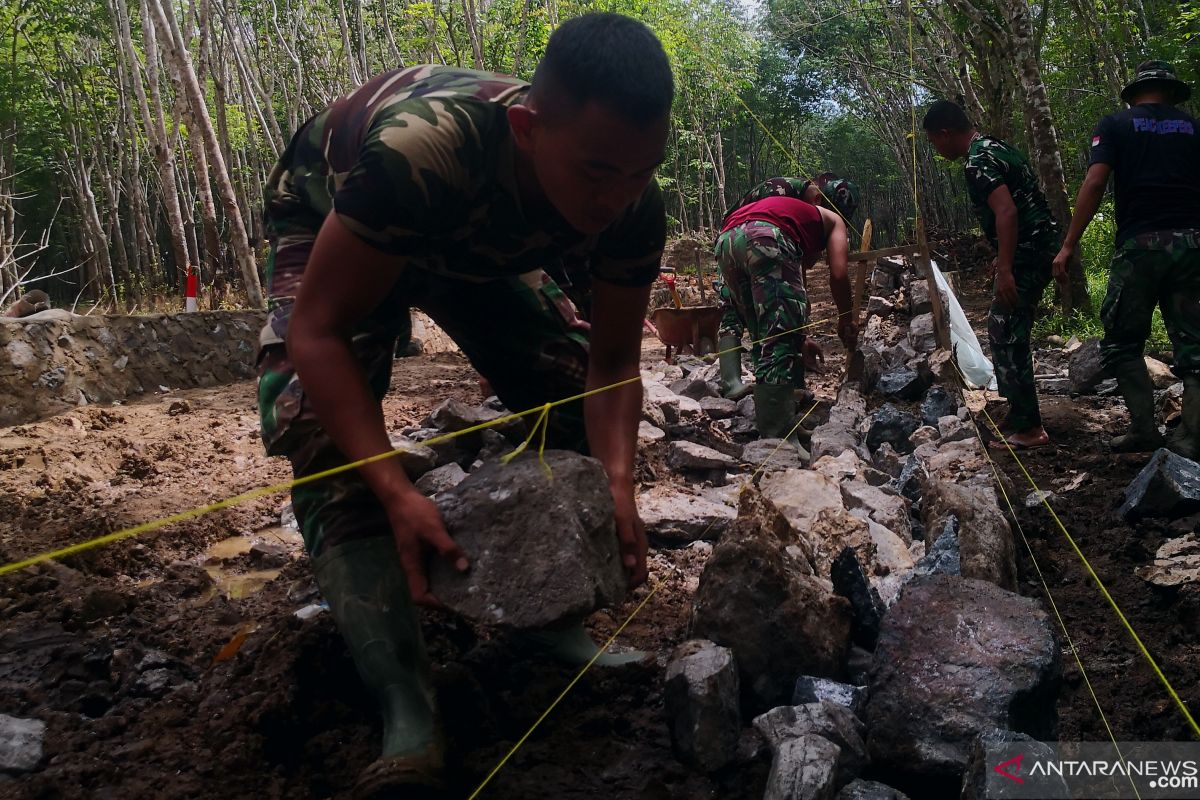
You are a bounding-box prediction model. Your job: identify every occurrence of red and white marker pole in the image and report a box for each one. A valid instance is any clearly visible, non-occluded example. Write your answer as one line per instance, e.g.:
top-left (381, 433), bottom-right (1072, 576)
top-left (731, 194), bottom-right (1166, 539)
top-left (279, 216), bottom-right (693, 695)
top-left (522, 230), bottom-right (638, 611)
top-left (185, 264), bottom-right (198, 312)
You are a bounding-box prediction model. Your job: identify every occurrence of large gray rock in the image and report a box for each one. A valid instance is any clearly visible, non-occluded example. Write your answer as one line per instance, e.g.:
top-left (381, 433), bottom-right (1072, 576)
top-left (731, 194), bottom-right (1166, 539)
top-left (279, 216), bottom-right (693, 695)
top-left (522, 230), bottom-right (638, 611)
top-left (877, 366), bottom-right (929, 401)
top-left (429, 451), bottom-right (626, 628)
top-left (671, 375), bottom-right (721, 401)
top-left (841, 480), bottom-right (912, 542)
top-left (764, 735), bottom-right (841, 800)
top-left (866, 295), bottom-right (895, 319)
top-left (638, 490), bottom-right (736, 545)
top-left (907, 278), bottom-right (932, 315)
top-left (836, 780), bottom-right (911, 800)
top-left (864, 404), bottom-right (921, 454)
top-left (921, 480), bottom-right (1015, 590)
top-left (668, 440), bottom-right (739, 471)
top-left (742, 439), bottom-right (807, 472)
top-left (753, 700), bottom-right (868, 781)
top-left (664, 640), bottom-right (741, 772)
top-left (760, 469), bottom-right (846, 532)
top-left (413, 462), bottom-right (468, 496)
top-left (424, 398), bottom-right (525, 443)
top-left (961, 728), bottom-right (1068, 800)
top-left (813, 450), bottom-right (890, 486)
top-left (865, 576), bottom-right (1060, 784)
top-left (921, 387), bottom-right (957, 426)
top-left (810, 386), bottom-right (868, 461)
top-left (1118, 448), bottom-right (1200, 521)
top-left (645, 381), bottom-right (703, 425)
top-left (908, 313), bottom-right (936, 353)
top-left (831, 547), bottom-right (884, 649)
top-left (387, 435), bottom-right (439, 478)
top-left (0, 714), bottom-right (45, 772)
top-left (699, 396), bottom-right (737, 419)
top-left (638, 421), bottom-right (666, 443)
top-left (913, 517), bottom-right (961, 577)
top-left (1068, 338), bottom-right (1105, 394)
top-left (792, 676), bottom-right (866, 717)
top-left (692, 487), bottom-right (852, 710)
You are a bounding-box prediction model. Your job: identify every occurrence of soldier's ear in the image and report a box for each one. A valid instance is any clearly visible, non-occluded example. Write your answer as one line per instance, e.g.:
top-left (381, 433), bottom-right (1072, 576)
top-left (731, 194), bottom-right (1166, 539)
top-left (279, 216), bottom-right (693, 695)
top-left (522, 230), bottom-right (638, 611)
top-left (508, 104), bottom-right (538, 151)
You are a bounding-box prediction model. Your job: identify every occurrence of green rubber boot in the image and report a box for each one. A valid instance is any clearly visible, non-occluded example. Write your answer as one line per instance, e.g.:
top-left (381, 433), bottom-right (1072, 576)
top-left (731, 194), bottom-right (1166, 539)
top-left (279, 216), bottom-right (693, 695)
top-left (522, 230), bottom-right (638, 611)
top-left (517, 620), bottom-right (647, 667)
top-left (718, 335), bottom-right (753, 400)
top-left (754, 383), bottom-right (811, 460)
top-left (1167, 375), bottom-right (1200, 460)
top-left (1111, 360), bottom-right (1167, 452)
top-left (312, 537), bottom-right (445, 799)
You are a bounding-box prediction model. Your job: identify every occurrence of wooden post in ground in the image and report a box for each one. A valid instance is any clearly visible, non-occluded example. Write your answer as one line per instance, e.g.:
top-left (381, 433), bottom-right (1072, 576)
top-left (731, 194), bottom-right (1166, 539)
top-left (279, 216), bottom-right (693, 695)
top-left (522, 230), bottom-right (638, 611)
top-left (852, 219), bottom-right (873, 323)
top-left (914, 217), bottom-right (952, 352)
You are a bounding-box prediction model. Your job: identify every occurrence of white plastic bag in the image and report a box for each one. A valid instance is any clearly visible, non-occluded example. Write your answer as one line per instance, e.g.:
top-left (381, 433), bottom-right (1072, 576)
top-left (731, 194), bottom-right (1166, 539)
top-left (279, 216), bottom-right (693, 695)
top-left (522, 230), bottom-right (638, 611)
top-left (930, 260), bottom-right (997, 390)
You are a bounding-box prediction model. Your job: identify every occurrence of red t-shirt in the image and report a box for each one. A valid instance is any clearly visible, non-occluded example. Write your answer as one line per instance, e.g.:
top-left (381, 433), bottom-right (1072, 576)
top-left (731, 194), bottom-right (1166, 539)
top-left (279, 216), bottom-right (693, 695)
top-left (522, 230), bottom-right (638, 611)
top-left (720, 196), bottom-right (828, 258)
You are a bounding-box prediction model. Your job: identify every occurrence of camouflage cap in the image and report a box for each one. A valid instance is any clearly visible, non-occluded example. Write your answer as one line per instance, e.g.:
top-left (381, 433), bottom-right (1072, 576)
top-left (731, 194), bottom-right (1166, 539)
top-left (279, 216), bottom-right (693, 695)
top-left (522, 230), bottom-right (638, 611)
top-left (1121, 59), bottom-right (1191, 104)
top-left (816, 175), bottom-right (861, 221)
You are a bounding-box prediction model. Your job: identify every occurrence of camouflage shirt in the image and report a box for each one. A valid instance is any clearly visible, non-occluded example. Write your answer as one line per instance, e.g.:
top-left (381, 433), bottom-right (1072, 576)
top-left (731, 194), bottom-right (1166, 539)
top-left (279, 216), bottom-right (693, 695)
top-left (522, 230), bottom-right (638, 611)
top-left (263, 65), bottom-right (665, 303)
top-left (964, 134), bottom-right (1059, 255)
top-left (725, 174), bottom-right (859, 225)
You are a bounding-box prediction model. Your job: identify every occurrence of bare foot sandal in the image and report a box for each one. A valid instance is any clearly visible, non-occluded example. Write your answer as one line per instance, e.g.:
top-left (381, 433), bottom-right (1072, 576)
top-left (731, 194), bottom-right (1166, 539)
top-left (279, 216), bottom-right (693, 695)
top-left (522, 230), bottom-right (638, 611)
top-left (988, 430), bottom-right (1050, 450)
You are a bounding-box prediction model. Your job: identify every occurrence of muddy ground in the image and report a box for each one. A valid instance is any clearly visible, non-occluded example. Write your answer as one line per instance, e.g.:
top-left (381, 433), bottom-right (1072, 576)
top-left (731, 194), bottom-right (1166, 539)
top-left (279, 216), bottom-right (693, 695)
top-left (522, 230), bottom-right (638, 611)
top-left (1, 258), bottom-right (1197, 800)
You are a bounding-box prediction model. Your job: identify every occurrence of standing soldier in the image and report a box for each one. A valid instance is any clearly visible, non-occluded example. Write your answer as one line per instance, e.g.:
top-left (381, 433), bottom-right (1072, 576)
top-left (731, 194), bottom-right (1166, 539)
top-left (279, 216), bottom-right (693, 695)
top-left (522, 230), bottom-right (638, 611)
top-left (1054, 61), bottom-right (1200, 456)
top-left (715, 194), bottom-right (858, 445)
top-left (924, 101), bottom-right (1060, 450)
top-left (258, 14), bottom-right (673, 796)
top-left (715, 173), bottom-right (860, 400)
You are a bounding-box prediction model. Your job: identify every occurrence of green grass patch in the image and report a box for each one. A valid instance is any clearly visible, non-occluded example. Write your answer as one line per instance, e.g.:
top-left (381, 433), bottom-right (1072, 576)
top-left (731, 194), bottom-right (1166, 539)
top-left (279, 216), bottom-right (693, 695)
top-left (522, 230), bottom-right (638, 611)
top-left (1033, 200), bottom-right (1171, 350)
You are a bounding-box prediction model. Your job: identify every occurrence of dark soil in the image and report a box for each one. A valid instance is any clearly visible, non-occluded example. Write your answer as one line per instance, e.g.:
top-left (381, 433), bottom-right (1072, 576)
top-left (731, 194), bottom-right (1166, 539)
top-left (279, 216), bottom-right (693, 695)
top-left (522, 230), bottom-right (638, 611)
top-left (1, 245), bottom-right (1196, 800)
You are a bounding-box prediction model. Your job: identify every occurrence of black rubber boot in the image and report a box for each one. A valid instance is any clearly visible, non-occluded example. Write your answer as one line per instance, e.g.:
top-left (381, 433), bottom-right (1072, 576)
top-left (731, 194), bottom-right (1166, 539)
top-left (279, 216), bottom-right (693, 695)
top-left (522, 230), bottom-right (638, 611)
top-left (718, 335), bottom-right (753, 400)
top-left (1111, 360), bottom-right (1167, 452)
top-left (1167, 375), bottom-right (1200, 460)
top-left (516, 621), bottom-right (647, 667)
top-left (312, 538), bottom-right (445, 799)
top-left (754, 383), bottom-right (811, 460)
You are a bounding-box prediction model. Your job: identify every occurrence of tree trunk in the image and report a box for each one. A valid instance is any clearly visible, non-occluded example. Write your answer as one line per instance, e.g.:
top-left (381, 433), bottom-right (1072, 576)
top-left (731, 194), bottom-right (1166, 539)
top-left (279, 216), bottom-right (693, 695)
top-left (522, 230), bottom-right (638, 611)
top-left (122, 0), bottom-right (193, 284)
top-left (1004, 0), bottom-right (1090, 312)
top-left (149, 0), bottom-right (263, 307)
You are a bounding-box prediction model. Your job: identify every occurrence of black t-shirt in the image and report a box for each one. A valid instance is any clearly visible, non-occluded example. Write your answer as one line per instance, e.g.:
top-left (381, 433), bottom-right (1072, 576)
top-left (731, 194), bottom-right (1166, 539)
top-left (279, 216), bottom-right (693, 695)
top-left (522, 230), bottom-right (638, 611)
top-left (1089, 104), bottom-right (1200, 244)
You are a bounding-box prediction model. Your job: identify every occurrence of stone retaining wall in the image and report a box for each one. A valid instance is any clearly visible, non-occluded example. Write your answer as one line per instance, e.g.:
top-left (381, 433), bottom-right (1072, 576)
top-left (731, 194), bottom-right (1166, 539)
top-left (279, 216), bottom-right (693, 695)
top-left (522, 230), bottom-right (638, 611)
top-left (0, 310), bottom-right (265, 427)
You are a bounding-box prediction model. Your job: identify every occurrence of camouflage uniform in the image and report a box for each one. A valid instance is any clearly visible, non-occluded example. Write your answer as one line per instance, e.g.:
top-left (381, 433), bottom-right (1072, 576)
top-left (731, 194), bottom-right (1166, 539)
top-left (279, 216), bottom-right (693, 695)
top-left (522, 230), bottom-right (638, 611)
top-left (259, 66), bottom-right (665, 557)
top-left (1100, 229), bottom-right (1200, 376)
top-left (715, 278), bottom-right (761, 369)
top-left (713, 221), bottom-right (810, 387)
top-left (726, 174), bottom-right (860, 223)
top-left (964, 134), bottom-right (1060, 431)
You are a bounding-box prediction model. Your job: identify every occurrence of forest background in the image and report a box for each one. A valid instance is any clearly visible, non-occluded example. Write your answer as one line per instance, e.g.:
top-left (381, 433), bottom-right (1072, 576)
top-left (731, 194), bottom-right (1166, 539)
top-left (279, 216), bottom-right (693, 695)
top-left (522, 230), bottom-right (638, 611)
top-left (0, 0), bottom-right (1195, 329)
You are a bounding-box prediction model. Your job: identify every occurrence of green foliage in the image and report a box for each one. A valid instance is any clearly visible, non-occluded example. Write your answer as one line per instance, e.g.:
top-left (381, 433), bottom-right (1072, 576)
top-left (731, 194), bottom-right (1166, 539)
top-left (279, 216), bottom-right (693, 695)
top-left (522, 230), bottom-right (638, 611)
top-left (1034, 201), bottom-right (1170, 349)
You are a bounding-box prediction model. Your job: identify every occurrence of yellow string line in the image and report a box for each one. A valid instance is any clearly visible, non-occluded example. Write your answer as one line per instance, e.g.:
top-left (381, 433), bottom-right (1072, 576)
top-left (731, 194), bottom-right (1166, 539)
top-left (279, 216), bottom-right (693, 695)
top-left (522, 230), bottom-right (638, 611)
top-left (750, 400), bottom-right (821, 483)
top-left (471, 398), bottom-right (823, 798)
top-left (977, 400), bottom-right (1200, 738)
top-left (467, 578), bottom-right (663, 799)
top-left (696, 53), bottom-right (864, 242)
top-left (949, 358), bottom-right (1135, 790)
top-left (0, 318), bottom-right (837, 578)
top-left (964, 397), bottom-right (1140, 797)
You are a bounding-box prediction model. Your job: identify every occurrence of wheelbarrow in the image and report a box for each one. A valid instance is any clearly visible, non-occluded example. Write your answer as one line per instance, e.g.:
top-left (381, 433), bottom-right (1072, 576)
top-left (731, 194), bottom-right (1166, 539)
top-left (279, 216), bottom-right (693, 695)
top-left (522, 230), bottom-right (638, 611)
top-left (649, 305), bottom-right (723, 363)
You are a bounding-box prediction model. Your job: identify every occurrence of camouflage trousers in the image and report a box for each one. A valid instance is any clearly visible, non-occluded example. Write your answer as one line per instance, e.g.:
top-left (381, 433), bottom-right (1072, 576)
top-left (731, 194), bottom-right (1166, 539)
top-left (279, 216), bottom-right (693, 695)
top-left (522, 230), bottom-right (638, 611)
top-left (257, 254), bottom-right (590, 557)
top-left (716, 281), bottom-right (761, 367)
top-left (988, 255), bottom-right (1052, 431)
top-left (1100, 229), bottom-right (1200, 378)
top-left (714, 221), bottom-right (809, 387)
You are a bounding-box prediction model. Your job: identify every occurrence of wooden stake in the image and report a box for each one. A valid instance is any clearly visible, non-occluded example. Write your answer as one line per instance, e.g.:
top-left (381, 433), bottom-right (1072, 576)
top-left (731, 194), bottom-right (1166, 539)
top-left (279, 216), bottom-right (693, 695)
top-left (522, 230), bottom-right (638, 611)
top-left (914, 216), bottom-right (952, 352)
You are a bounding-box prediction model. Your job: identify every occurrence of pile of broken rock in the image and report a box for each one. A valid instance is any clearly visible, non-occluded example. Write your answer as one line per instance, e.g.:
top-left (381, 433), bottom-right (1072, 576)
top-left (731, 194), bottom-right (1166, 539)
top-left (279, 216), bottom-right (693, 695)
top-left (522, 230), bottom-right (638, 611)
top-left (663, 255), bottom-right (1062, 798)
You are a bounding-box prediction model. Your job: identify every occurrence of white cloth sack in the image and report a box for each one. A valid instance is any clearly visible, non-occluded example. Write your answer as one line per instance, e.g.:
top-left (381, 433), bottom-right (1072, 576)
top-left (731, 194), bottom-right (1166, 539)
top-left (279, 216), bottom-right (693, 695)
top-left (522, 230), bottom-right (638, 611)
top-left (930, 260), bottom-right (997, 390)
